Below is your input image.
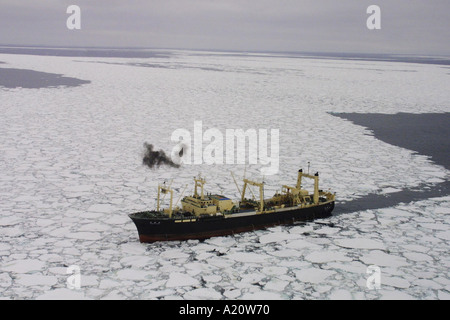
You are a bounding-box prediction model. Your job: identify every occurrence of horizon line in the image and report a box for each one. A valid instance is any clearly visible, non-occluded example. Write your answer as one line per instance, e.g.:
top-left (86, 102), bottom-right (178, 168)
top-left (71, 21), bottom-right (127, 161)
top-left (1, 44), bottom-right (450, 59)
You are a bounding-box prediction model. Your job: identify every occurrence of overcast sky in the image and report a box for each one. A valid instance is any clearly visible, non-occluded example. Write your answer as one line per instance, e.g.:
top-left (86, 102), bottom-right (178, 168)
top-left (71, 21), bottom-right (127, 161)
top-left (1, 0), bottom-right (449, 55)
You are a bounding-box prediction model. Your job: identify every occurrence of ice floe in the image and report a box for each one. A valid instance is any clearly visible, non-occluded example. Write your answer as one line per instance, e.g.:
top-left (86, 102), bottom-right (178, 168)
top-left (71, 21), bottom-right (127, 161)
top-left (295, 268), bottom-right (336, 284)
top-left (334, 238), bottom-right (386, 250)
top-left (1, 259), bottom-right (46, 273)
top-left (0, 51), bottom-right (448, 300)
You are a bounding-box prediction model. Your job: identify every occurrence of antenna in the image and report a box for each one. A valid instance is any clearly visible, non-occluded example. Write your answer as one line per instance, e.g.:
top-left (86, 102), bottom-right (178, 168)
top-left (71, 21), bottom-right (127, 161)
top-left (231, 171), bottom-right (241, 195)
top-left (161, 179), bottom-right (173, 201)
top-left (307, 162), bottom-right (310, 175)
top-left (174, 184), bottom-right (188, 207)
top-left (247, 184), bottom-right (257, 201)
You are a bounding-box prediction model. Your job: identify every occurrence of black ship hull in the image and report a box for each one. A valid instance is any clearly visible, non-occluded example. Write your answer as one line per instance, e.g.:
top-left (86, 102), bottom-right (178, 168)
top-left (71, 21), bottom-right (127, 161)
top-left (129, 201), bottom-right (334, 243)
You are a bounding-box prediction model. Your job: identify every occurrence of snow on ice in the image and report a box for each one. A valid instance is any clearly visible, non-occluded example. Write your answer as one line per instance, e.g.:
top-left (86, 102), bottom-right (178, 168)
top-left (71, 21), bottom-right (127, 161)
top-left (0, 51), bottom-right (449, 300)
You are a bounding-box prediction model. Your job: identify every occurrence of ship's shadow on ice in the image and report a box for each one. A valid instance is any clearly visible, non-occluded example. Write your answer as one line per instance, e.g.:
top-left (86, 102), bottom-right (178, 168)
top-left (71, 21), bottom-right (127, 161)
top-left (330, 112), bottom-right (449, 214)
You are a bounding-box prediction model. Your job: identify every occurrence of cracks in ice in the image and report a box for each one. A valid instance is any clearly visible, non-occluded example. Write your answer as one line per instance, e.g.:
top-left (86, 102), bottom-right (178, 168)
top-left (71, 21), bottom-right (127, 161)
top-left (1, 52), bottom-right (449, 300)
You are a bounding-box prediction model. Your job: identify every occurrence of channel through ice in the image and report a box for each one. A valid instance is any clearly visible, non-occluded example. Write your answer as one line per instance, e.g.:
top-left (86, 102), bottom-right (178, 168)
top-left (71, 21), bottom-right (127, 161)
top-left (0, 50), bottom-right (449, 299)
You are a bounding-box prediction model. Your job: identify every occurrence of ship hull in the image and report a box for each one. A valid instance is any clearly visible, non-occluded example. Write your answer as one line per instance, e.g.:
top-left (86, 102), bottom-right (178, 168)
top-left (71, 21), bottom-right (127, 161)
top-left (129, 201), bottom-right (334, 243)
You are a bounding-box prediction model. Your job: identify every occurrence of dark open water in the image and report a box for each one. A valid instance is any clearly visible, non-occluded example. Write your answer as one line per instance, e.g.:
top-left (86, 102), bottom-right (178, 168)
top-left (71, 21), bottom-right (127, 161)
top-left (332, 113), bottom-right (450, 214)
top-left (0, 67), bottom-right (90, 89)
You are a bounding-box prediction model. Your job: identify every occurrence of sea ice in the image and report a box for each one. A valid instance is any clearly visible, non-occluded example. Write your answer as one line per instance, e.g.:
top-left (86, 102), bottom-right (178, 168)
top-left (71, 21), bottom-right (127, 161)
top-left (379, 290), bottom-right (414, 300)
top-left (0, 51), bottom-right (448, 300)
top-left (402, 252), bottom-right (433, 262)
top-left (0, 273), bottom-right (12, 288)
top-left (285, 239), bottom-right (320, 250)
top-left (261, 266), bottom-right (288, 276)
top-left (87, 204), bottom-right (115, 213)
top-left (165, 272), bottom-right (200, 288)
top-left (36, 288), bottom-right (86, 300)
top-left (258, 232), bottom-right (301, 244)
top-left (241, 290), bottom-right (284, 300)
top-left (65, 232), bottom-right (102, 241)
top-left (268, 248), bottom-right (304, 258)
top-left (360, 250), bottom-right (409, 268)
top-left (435, 231), bottom-right (450, 241)
top-left (264, 279), bottom-right (289, 292)
top-left (116, 269), bottom-right (154, 281)
top-left (294, 268), bottom-right (336, 284)
top-left (183, 288), bottom-right (222, 300)
top-left (382, 276), bottom-right (411, 289)
top-left (159, 249), bottom-right (190, 260)
top-left (202, 275), bottom-right (222, 283)
top-left (304, 251), bottom-right (352, 263)
top-left (15, 274), bottom-right (58, 287)
top-left (1, 259), bottom-right (46, 273)
top-left (101, 290), bottom-right (130, 300)
top-left (119, 256), bottom-right (155, 268)
top-left (413, 279), bottom-right (443, 290)
top-left (313, 226), bottom-right (340, 235)
top-left (226, 252), bottom-right (269, 263)
top-left (438, 290), bottom-right (450, 300)
top-left (0, 216), bottom-right (21, 226)
top-left (145, 289), bottom-right (176, 300)
top-left (334, 238), bottom-right (386, 250)
top-left (329, 289), bottom-right (353, 300)
top-left (223, 288), bottom-right (241, 299)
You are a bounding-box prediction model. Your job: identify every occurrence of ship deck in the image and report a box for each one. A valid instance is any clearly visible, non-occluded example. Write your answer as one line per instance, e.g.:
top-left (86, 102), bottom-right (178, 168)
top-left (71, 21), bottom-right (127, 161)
top-left (130, 198), bottom-right (335, 222)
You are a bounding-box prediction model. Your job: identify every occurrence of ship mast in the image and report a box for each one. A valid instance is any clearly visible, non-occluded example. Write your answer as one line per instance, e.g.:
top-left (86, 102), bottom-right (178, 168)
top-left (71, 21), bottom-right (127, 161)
top-left (157, 183), bottom-right (174, 217)
top-left (241, 179), bottom-right (264, 213)
top-left (230, 171), bottom-right (241, 195)
top-left (194, 176), bottom-right (206, 200)
top-left (296, 169), bottom-right (319, 204)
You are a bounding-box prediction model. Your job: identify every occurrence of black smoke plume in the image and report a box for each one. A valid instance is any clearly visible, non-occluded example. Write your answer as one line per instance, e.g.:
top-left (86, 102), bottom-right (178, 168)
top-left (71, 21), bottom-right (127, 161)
top-left (142, 143), bottom-right (180, 169)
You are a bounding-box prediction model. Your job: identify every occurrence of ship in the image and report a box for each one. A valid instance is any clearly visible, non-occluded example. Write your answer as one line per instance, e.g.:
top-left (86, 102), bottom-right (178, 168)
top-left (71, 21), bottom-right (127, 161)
top-left (129, 169), bottom-right (335, 243)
